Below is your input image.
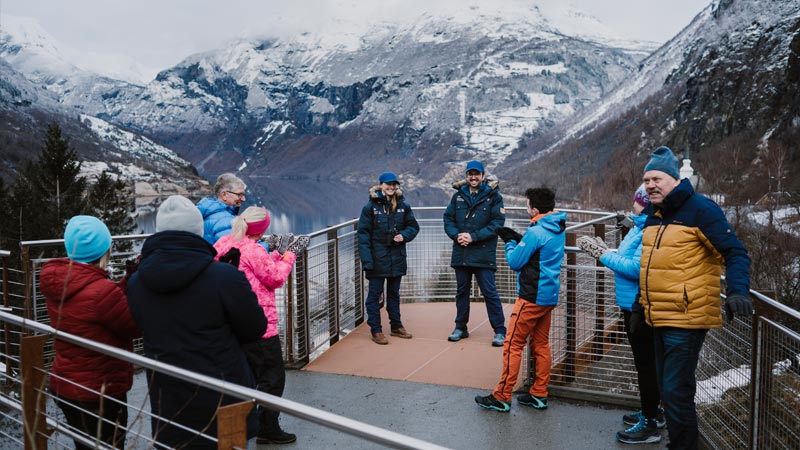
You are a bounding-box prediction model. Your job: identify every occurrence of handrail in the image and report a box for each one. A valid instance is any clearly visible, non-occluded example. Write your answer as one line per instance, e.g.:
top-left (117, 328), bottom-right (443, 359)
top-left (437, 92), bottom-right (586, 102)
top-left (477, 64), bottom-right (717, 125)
top-left (0, 311), bottom-right (450, 450)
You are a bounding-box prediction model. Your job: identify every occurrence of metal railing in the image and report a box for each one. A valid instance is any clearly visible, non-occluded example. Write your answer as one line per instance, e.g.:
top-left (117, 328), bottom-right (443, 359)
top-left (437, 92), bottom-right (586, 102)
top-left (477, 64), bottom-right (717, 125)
top-left (1, 207), bottom-right (799, 449)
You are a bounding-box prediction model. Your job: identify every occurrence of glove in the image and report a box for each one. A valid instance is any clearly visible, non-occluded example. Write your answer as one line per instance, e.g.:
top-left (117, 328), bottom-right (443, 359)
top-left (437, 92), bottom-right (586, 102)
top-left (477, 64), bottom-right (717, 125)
top-left (725, 294), bottom-right (753, 322)
top-left (275, 233), bottom-right (294, 254)
top-left (496, 227), bottom-right (523, 243)
top-left (628, 309), bottom-right (646, 335)
top-left (124, 256), bottom-right (141, 279)
top-left (577, 236), bottom-right (609, 259)
top-left (219, 247), bottom-right (241, 268)
top-left (263, 234), bottom-right (280, 252)
top-left (286, 235), bottom-right (310, 255)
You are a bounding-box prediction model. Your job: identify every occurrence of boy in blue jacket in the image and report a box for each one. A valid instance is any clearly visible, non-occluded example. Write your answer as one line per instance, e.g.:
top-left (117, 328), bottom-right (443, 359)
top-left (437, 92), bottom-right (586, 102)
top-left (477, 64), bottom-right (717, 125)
top-left (474, 187), bottom-right (566, 412)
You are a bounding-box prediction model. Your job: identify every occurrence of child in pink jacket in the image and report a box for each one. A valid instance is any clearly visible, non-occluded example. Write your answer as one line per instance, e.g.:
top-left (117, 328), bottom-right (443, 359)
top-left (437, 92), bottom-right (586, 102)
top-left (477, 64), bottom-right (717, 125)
top-left (214, 206), bottom-right (304, 445)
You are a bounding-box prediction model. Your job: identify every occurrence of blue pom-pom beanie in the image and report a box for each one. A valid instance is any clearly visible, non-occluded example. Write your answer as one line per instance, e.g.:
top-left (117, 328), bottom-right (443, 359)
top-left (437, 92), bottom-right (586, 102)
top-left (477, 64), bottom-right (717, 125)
top-left (643, 146), bottom-right (680, 180)
top-left (64, 215), bottom-right (112, 263)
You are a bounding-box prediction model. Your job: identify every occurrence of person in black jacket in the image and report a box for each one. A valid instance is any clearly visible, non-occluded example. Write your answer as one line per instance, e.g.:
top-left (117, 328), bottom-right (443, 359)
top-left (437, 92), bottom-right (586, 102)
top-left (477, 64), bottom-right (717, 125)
top-left (443, 160), bottom-right (507, 346)
top-left (127, 195), bottom-right (267, 450)
top-left (357, 172), bottom-right (420, 345)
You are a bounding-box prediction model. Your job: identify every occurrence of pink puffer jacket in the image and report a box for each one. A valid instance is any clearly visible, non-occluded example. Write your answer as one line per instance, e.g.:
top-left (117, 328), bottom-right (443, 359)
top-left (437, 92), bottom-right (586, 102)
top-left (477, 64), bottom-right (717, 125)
top-left (214, 235), bottom-right (296, 338)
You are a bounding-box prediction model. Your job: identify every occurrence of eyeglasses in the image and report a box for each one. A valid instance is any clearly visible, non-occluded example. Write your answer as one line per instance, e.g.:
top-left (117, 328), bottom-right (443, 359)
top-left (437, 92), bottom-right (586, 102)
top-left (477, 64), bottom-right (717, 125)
top-left (225, 190), bottom-right (246, 199)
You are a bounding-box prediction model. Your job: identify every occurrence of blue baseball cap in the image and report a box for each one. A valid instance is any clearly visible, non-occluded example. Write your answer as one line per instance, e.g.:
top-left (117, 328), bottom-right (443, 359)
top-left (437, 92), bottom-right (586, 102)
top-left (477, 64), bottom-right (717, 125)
top-left (465, 160), bottom-right (484, 173)
top-left (378, 172), bottom-right (399, 184)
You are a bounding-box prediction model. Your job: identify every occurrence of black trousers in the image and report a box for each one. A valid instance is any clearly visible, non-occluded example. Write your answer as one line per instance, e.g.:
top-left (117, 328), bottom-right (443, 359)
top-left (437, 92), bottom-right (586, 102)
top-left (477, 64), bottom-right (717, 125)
top-left (54, 393), bottom-right (128, 449)
top-left (243, 335), bottom-right (286, 436)
top-left (623, 310), bottom-right (661, 420)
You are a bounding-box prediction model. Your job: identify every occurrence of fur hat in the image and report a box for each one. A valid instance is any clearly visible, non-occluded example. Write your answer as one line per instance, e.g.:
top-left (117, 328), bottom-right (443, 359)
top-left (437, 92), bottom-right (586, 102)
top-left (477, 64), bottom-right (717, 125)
top-left (156, 195), bottom-right (203, 237)
top-left (633, 183), bottom-right (650, 208)
top-left (64, 215), bottom-right (112, 263)
top-left (643, 146), bottom-right (680, 180)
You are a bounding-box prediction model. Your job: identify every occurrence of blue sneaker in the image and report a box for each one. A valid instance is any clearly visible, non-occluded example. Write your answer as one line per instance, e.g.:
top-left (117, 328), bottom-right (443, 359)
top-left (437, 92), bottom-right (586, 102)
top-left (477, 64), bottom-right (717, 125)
top-left (517, 393), bottom-right (548, 410)
top-left (623, 407), bottom-right (666, 429)
top-left (491, 333), bottom-right (505, 347)
top-left (448, 329), bottom-right (469, 342)
top-left (616, 417), bottom-right (661, 444)
top-left (474, 394), bottom-right (510, 412)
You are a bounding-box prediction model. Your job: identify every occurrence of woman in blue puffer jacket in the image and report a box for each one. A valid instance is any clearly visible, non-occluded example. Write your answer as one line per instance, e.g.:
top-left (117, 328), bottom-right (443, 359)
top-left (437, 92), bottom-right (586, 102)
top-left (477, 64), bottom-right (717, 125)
top-left (578, 184), bottom-right (662, 444)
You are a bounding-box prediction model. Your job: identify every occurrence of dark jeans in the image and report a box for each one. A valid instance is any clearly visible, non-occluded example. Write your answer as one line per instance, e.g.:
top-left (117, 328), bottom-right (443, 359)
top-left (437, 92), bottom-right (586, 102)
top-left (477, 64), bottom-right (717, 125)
top-left (365, 276), bottom-right (403, 334)
top-left (243, 335), bottom-right (287, 436)
top-left (454, 267), bottom-right (506, 335)
top-left (54, 393), bottom-right (128, 450)
top-left (653, 327), bottom-right (708, 450)
top-left (623, 310), bottom-right (661, 420)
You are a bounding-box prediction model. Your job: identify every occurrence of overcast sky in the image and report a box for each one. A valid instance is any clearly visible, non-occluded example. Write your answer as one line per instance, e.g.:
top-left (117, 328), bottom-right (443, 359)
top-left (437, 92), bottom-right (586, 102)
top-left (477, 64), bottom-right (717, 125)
top-left (2, 0), bottom-right (711, 81)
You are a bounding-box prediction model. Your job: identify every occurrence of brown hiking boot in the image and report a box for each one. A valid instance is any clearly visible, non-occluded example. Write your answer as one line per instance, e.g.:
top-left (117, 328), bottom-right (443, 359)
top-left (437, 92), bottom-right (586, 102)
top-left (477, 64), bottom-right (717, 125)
top-left (391, 328), bottom-right (413, 339)
top-left (371, 332), bottom-right (389, 345)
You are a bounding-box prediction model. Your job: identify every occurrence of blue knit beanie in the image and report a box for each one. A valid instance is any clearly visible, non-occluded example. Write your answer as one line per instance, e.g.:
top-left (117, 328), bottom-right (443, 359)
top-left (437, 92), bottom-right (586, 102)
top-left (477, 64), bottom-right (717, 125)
top-left (63, 216), bottom-right (112, 263)
top-left (643, 146), bottom-right (680, 180)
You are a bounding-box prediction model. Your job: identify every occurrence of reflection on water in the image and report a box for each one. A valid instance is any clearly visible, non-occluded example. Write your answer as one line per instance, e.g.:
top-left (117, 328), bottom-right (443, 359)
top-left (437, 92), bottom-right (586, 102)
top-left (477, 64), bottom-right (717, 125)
top-left (135, 178), bottom-right (451, 236)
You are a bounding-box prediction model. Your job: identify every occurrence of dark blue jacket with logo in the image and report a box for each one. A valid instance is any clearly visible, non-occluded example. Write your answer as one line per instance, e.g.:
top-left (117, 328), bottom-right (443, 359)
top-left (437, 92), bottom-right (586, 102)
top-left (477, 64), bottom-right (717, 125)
top-left (357, 186), bottom-right (420, 278)
top-left (443, 178), bottom-right (505, 270)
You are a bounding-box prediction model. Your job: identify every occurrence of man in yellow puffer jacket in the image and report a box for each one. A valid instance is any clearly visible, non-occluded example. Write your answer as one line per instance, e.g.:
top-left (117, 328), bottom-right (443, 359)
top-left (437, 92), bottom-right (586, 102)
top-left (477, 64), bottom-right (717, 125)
top-left (636, 146), bottom-right (752, 450)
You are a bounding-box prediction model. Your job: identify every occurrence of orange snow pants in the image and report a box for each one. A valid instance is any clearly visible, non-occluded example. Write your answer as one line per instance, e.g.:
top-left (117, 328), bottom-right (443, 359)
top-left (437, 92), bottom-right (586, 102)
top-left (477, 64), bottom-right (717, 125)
top-left (492, 298), bottom-right (554, 402)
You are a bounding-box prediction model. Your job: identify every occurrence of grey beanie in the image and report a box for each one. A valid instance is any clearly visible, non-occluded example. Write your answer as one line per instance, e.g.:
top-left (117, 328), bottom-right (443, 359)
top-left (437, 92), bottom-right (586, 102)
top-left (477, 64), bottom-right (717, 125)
top-left (156, 195), bottom-right (203, 237)
top-left (643, 146), bottom-right (680, 180)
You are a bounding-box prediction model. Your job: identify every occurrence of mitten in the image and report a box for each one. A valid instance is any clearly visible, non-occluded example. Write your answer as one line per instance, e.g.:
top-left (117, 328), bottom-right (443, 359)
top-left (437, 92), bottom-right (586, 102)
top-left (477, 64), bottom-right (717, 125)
top-left (577, 235), bottom-right (609, 259)
top-left (496, 227), bottom-right (523, 243)
top-left (724, 294), bottom-right (753, 321)
top-left (276, 233), bottom-right (294, 254)
top-left (219, 247), bottom-right (241, 268)
top-left (263, 234), bottom-right (280, 252)
top-left (286, 235), bottom-right (310, 255)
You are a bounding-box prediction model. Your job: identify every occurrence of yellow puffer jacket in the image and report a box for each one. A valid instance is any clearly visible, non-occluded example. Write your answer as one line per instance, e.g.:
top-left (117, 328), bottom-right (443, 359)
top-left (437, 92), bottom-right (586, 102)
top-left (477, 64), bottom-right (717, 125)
top-left (639, 179), bottom-right (750, 330)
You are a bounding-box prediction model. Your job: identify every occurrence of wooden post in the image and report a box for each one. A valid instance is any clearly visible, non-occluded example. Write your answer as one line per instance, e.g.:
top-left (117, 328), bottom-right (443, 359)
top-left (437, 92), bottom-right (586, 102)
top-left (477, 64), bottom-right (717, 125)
top-left (592, 224), bottom-right (606, 361)
top-left (354, 222), bottom-right (365, 326)
top-left (565, 233), bottom-right (577, 382)
top-left (21, 334), bottom-right (52, 450)
top-left (216, 401), bottom-right (254, 450)
top-left (327, 229), bottom-right (340, 346)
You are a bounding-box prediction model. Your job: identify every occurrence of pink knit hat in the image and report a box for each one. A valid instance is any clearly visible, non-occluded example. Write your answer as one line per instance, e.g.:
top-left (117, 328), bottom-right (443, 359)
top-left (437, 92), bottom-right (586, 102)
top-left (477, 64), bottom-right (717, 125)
top-left (246, 210), bottom-right (271, 236)
top-left (633, 183), bottom-right (650, 208)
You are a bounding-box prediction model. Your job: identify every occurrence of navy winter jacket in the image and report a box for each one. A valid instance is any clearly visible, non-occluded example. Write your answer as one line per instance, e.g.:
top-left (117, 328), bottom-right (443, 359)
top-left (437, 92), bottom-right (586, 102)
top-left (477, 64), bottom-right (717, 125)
top-left (357, 186), bottom-right (420, 278)
top-left (127, 231), bottom-right (266, 449)
top-left (443, 179), bottom-right (505, 269)
top-left (504, 211), bottom-right (567, 306)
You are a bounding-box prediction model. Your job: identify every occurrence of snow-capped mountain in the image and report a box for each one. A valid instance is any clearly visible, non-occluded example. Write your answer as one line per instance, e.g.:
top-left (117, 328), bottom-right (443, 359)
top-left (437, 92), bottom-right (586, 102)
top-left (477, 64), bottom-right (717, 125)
top-left (0, 3), bottom-right (656, 186)
top-left (504, 0), bottom-right (800, 205)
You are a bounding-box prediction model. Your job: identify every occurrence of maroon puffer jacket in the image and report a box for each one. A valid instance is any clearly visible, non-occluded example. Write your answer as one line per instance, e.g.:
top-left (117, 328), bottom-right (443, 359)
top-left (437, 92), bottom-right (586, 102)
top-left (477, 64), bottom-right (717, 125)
top-left (40, 259), bottom-right (141, 402)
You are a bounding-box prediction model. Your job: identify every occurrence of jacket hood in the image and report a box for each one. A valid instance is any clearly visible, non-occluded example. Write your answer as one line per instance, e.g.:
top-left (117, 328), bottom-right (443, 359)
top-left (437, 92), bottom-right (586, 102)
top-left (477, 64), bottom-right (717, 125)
top-left (197, 197), bottom-right (239, 219)
top-left (40, 259), bottom-right (108, 303)
top-left (451, 173), bottom-right (500, 191)
top-left (368, 185), bottom-right (405, 202)
top-left (534, 211), bottom-right (567, 234)
top-left (136, 231), bottom-right (216, 294)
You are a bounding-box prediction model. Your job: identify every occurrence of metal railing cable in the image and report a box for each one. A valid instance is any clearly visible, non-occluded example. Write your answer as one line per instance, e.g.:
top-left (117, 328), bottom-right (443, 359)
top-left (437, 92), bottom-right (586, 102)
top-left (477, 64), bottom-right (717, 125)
top-left (0, 311), bottom-right (451, 450)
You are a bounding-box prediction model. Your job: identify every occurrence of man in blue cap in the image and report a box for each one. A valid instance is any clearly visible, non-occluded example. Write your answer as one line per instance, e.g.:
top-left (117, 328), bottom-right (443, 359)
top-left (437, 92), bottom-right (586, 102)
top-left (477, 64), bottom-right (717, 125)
top-left (637, 146), bottom-right (752, 449)
top-left (443, 160), bottom-right (507, 346)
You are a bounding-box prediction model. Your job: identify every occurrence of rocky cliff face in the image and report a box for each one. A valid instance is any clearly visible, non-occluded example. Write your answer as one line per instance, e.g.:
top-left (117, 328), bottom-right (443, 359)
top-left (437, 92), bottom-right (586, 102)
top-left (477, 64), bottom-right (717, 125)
top-left (9, 6), bottom-right (651, 187)
top-left (504, 0), bottom-right (800, 206)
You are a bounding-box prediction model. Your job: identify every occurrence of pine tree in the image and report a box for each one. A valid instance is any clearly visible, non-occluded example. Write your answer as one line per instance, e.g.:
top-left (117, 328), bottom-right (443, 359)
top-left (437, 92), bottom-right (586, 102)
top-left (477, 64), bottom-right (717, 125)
top-left (88, 171), bottom-right (136, 250)
top-left (11, 122), bottom-right (88, 244)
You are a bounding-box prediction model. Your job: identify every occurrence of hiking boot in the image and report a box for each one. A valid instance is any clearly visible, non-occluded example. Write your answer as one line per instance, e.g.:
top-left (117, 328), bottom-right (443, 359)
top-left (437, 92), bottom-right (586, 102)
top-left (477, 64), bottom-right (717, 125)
top-left (371, 332), bottom-right (388, 345)
top-left (491, 332), bottom-right (505, 347)
top-left (448, 329), bottom-right (469, 342)
top-left (517, 393), bottom-right (548, 410)
top-left (616, 417), bottom-right (661, 444)
top-left (474, 394), bottom-right (510, 412)
top-left (286, 235), bottom-right (310, 255)
top-left (256, 429), bottom-right (297, 445)
top-left (391, 328), bottom-right (413, 339)
top-left (623, 407), bottom-right (666, 429)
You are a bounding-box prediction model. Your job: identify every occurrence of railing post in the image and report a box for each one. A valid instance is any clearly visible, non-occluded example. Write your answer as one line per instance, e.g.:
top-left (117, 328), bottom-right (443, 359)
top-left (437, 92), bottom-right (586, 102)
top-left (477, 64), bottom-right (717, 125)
top-left (21, 334), bottom-right (52, 450)
top-left (2, 252), bottom-right (13, 384)
top-left (565, 233), bottom-right (577, 382)
top-left (327, 229), bottom-right (340, 346)
top-left (592, 224), bottom-right (606, 361)
top-left (21, 244), bottom-right (34, 328)
top-left (216, 401), bottom-right (254, 450)
top-left (354, 222), bottom-right (364, 326)
top-left (285, 268), bottom-right (296, 366)
top-left (749, 292), bottom-right (774, 450)
top-left (299, 250), bottom-right (311, 366)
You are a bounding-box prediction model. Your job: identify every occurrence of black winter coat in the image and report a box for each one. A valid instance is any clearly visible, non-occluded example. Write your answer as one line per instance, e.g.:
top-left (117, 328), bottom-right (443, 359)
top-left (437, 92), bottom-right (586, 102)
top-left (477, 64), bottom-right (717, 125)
top-left (357, 187), bottom-right (420, 278)
top-left (127, 231), bottom-right (267, 450)
top-left (443, 179), bottom-right (505, 269)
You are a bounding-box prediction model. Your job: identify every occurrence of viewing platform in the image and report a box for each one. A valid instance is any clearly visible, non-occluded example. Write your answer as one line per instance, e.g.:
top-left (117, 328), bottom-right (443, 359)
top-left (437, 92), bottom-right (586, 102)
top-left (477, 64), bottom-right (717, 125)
top-left (0, 207), bottom-right (797, 449)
